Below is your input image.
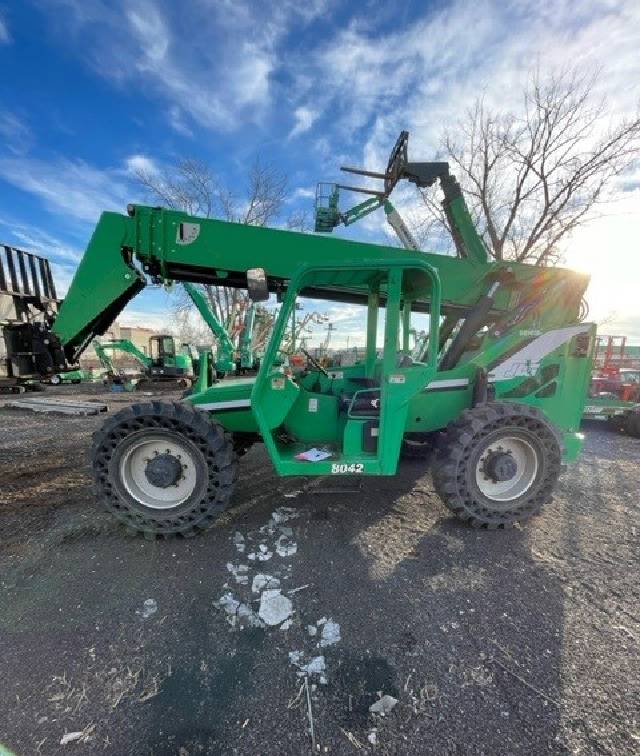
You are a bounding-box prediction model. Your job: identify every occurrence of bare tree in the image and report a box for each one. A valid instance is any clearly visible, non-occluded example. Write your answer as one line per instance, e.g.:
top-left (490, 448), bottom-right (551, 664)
top-left (421, 68), bottom-right (640, 265)
top-left (135, 157), bottom-right (289, 342)
top-left (134, 158), bottom-right (323, 357)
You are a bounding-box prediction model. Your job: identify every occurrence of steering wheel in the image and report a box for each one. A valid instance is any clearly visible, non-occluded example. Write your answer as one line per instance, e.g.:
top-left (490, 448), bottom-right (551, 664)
top-left (301, 348), bottom-right (330, 377)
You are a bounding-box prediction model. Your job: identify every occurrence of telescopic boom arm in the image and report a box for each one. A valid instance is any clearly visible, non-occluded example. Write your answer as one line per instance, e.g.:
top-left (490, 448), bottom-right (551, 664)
top-left (182, 282), bottom-right (236, 374)
top-left (314, 130), bottom-right (487, 263)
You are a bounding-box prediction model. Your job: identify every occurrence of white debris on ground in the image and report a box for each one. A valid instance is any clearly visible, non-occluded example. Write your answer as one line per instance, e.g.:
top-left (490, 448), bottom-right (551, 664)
top-left (275, 533), bottom-right (297, 557)
top-left (136, 598), bottom-right (157, 619)
top-left (226, 563), bottom-right (249, 585)
top-left (288, 652), bottom-right (328, 683)
top-left (217, 507), bottom-right (300, 633)
top-left (59, 725), bottom-right (95, 745)
top-left (248, 544), bottom-right (273, 562)
top-left (289, 650), bottom-right (304, 665)
top-left (258, 589), bottom-right (293, 626)
top-left (60, 732), bottom-right (84, 745)
top-left (271, 506), bottom-right (299, 524)
top-left (368, 728), bottom-right (378, 746)
top-left (216, 504), bottom-right (342, 691)
top-left (318, 619), bottom-right (341, 648)
top-left (232, 532), bottom-right (245, 553)
top-left (251, 574), bottom-right (280, 594)
top-left (369, 694), bottom-right (398, 716)
top-left (216, 592), bottom-right (263, 630)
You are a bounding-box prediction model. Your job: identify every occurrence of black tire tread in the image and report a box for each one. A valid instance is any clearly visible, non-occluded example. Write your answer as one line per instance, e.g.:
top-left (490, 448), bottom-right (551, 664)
top-left (433, 401), bottom-right (562, 529)
top-left (91, 400), bottom-right (236, 537)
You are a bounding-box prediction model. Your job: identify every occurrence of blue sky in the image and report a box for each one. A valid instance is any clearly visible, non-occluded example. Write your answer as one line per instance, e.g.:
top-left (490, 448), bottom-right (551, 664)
top-left (0, 0), bottom-right (639, 345)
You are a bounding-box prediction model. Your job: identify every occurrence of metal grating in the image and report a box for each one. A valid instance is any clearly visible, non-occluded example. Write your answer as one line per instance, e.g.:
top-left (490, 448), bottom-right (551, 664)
top-left (0, 244), bottom-right (58, 301)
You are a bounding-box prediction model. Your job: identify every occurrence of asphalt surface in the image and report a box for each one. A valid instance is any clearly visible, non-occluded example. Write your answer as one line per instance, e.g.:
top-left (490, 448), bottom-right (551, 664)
top-left (0, 386), bottom-right (638, 755)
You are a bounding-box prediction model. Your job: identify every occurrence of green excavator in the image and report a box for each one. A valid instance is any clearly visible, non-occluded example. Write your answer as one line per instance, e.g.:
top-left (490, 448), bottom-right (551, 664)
top-left (92, 282), bottom-right (241, 388)
top-left (93, 335), bottom-right (196, 389)
top-left (1, 131), bottom-right (597, 537)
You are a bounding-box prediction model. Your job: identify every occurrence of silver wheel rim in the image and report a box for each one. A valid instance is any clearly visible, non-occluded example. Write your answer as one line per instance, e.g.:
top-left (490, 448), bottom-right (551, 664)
top-left (475, 436), bottom-right (539, 502)
top-left (50, 375), bottom-right (61, 385)
top-left (119, 434), bottom-right (198, 510)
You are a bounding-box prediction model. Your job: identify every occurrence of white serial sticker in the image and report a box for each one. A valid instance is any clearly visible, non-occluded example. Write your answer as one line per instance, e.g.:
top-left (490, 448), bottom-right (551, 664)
top-left (308, 398), bottom-right (318, 412)
top-left (331, 463), bottom-right (364, 474)
top-left (389, 374), bottom-right (405, 384)
top-left (271, 377), bottom-right (285, 390)
top-left (328, 371), bottom-right (343, 380)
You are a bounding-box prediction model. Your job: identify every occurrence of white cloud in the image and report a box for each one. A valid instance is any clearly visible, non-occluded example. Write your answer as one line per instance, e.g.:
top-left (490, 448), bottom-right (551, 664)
top-left (125, 154), bottom-right (158, 176)
top-left (0, 112), bottom-right (31, 153)
top-left (289, 106), bottom-right (319, 138)
top-left (0, 218), bottom-right (82, 263)
top-left (290, 186), bottom-right (315, 201)
top-left (0, 156), bottom-right (136, 223)
top-left (118, 306), bottom-right (171, 332)
top-left (48, 262), bottom-right (75, 297)
top-left (0, 12), bottom-right (10, 44)
top-left (167, 105), bottom-right (193, 138)
top-left (41, 0), bottom-right (327, 135)
top-left (283, 0), bottom-right (640, 170)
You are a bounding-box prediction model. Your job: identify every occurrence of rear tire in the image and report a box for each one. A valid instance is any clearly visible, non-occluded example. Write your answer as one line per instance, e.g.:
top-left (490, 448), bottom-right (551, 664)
top-left (433, 402), bottom-right (562, 528)
top-left (91, 401), bottom-right (235, 537)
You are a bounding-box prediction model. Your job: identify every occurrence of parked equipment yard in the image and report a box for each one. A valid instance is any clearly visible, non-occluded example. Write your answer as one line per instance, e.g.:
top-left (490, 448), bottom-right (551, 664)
top-left (1, 386), bottom-right (638, 755)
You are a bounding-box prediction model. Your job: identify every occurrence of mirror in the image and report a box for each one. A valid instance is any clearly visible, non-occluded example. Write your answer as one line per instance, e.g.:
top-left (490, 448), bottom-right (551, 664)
top-left (247, 267), bottom-right (269, 302)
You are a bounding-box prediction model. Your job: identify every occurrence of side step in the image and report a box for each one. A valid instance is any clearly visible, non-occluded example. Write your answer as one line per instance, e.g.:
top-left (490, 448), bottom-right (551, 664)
top-left (3, 397), bottom-right (108, 416)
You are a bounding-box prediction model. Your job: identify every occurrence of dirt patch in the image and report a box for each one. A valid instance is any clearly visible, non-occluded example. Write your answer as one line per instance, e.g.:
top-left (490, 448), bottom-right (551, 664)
top-left (0, 388), bottom-right (638, 755)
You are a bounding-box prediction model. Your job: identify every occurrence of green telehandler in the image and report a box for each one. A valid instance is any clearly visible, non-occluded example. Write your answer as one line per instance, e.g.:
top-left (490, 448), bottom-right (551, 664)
top-left (2, 131), bottom-right (596, 537)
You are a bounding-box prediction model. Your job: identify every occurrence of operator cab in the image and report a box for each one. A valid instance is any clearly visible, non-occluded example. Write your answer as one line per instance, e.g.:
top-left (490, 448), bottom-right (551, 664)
top-left (251, 259), bottom-right (441, 476)
top-left (149, 334), bottom-right (176, 366)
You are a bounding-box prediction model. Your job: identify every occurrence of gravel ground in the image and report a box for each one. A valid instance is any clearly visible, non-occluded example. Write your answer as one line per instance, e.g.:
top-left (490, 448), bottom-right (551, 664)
top-left (0, 385), bottom-right (638, 755)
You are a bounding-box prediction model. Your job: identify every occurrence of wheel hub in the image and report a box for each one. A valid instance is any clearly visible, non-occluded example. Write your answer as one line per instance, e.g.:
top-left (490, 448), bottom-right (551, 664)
top-left (118, 434), bottom-right (198, 510)
top-left (475, 435), bottom-right (539, 502)
top-left (482, 450), bottom-right (517, 482)
top-left (145, 453), bottom-right (183, 488)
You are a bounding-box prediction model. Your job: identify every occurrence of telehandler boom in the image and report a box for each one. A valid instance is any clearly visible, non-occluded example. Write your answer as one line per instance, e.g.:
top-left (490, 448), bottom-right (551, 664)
top-left (5, 132), bottom-right (595, 537)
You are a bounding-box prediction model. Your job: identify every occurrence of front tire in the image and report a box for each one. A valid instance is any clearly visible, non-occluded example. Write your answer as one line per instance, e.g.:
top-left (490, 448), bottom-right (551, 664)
top-left (433, 402), bottom-right (562, 528)
top-left (91, 401), bottom-right (235, 537)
